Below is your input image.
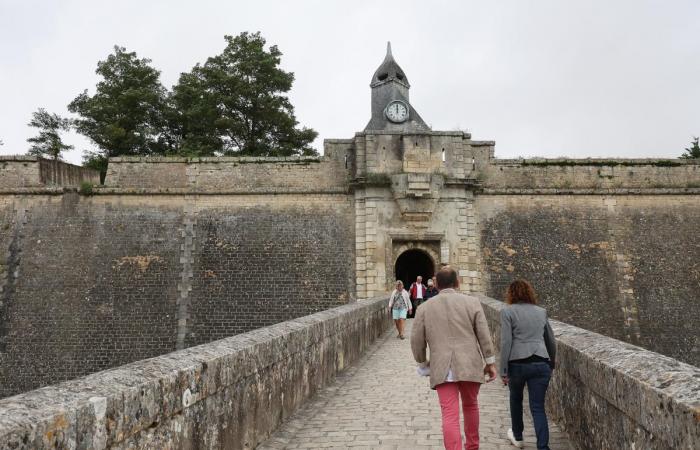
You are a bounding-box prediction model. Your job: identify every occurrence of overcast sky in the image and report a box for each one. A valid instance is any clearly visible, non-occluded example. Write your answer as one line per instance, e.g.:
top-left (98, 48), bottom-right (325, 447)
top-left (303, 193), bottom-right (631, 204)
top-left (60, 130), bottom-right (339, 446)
top-left (1, 0), bottom-right (698, 164)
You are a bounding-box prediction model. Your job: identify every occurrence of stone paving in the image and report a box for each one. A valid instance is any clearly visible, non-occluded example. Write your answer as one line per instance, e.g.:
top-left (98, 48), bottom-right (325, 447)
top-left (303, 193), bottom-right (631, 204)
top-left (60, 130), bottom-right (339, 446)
top-left (259, 321), bottom-right (571, 449)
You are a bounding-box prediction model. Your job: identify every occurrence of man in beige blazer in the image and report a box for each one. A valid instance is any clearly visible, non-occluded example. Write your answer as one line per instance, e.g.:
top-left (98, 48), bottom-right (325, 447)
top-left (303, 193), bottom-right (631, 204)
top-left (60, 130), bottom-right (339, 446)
top-left (411, 266), bottom-right (497, 450)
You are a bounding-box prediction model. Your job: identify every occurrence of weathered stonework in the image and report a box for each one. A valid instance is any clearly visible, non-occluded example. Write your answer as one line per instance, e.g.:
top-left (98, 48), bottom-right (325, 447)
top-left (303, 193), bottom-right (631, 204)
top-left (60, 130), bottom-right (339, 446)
top-left (0, 156), bottom-right (99, 189)
top-left (104, 155), bottom-right (348, 193)
top-left (0, 297), bottom-right (391, 449)
top-left (0, 193), bottom-right (355, 398)
top-left (478, 195), bottom-right (700, 365)
top-left (480, 296), bottom-right (700, 450)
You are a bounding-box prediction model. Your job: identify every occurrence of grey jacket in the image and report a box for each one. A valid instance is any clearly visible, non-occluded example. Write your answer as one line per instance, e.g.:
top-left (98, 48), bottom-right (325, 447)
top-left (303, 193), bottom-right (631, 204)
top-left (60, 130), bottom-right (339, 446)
top-left (499, 303), bottom-right (556, 376)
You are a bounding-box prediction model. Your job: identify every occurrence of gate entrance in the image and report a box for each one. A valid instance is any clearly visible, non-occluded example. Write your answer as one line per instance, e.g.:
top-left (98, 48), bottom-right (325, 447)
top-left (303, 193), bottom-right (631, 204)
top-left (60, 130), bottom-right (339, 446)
top-left (394, 249), bottom-right (435, 290)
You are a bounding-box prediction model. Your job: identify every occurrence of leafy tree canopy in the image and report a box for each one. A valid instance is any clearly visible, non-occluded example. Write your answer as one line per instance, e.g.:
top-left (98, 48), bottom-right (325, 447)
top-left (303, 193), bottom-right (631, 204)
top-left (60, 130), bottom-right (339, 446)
top-left (26, 108), bottom-right (73, 160)
top-left (68, 46), bottom-right (168, 158)
top-left (680, 136), bottom-right (700, 159)
top-left (170, 32), bottom-right (317, 156)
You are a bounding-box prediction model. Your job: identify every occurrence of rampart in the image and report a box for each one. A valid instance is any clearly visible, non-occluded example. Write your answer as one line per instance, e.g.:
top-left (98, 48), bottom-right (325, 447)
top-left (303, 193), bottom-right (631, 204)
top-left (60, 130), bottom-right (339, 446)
top-left (478, 193), bottom-right (700, 366)
top-left (480, 296), bottom-right (700, 450)
top-left (1, 146), bottom-right (699, 400)
top-left (103, 155), bottom-right (349, 193)
top-left (0, 191), bottom-right (355, 398)
top-left (0, 156), bottom-right (99, 189)
top-left (480, 158), bottom-right (700, 190)
top-left (0, 296), bottom-right (390, 449)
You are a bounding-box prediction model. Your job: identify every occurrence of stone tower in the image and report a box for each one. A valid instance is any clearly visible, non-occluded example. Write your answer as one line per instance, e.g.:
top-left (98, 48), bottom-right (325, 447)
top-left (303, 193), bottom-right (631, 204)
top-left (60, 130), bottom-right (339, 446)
top-left (324, 43), bottom-right (493, 299)
top-left (365, 42), bottom-right (430, 132)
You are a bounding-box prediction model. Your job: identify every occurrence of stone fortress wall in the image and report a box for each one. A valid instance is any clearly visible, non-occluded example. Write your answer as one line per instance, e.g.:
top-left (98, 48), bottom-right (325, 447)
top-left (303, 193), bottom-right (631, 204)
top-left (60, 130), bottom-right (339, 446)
top-left (1, 142), bottom-right (699, 400)
top-left (0, 150), bottom-right (355, 398)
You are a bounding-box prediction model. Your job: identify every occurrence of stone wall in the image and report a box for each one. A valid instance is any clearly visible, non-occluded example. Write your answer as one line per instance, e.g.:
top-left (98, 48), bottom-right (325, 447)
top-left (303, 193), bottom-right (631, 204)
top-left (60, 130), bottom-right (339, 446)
top-left (184, 195), bottom-right (355, 347)
top-left (104, 156), bottom-right (349, 193)
top-left (0, 192), bottom-right (355, 398)
top-left (480, 296), bottom-right (699, 450)
top-left (0, 156), bottom-right (99, 189)
top-left (478, 195), bottom-right (700, 367)
top-left (0, 296), bottom-right (391, 449)
top-left (482, 158), bottom-right (700, 190)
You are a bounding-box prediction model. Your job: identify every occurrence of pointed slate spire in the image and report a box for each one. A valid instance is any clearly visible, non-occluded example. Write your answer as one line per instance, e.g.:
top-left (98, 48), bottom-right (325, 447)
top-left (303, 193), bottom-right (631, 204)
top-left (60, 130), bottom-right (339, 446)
top-left (371, 41), bottom-right (409, 87)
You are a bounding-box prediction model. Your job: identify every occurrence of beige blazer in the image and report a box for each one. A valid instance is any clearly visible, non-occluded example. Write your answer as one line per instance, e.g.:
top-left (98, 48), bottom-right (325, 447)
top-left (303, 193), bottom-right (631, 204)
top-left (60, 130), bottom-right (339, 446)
top-left (411, 288), bottom-right (495, 389)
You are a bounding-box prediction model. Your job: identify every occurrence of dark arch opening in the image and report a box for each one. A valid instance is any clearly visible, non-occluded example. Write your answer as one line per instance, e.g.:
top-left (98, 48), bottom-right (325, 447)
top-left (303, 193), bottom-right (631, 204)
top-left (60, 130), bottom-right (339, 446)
top-left (394, 249), bottom-right (435, 292)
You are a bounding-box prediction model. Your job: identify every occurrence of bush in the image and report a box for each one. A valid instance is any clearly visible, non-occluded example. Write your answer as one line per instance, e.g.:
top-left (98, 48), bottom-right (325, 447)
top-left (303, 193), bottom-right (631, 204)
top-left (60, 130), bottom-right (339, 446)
top-left (79, 181), bottom-right (94, 196)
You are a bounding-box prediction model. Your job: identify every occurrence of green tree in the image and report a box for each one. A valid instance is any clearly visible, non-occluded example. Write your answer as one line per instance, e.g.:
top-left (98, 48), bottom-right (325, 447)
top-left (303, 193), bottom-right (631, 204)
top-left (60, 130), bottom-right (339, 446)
top-left (680, 136), bottom-right (700, 159)
top-left (170, 32), bottom-right (318, 156)
top-left (68, 46), bottom-right (168, 160)
top-left (26, 108), bottom-right (74, 160)
top-left (82, 150), bottom-right (109, 182)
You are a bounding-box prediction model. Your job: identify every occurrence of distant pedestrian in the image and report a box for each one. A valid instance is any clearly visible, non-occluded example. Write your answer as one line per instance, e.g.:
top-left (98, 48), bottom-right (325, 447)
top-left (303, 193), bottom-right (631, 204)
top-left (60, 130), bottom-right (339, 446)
top-left (500, 279), bottom-right (557, 450)
top-left (408, 275), bottom-right (427, 317)
top-left (424, 278), bottom-right (438, 300)
top-left (388, 280), bottom-right (411, 339)
top-left (411, 266), bottom-right (497, 450)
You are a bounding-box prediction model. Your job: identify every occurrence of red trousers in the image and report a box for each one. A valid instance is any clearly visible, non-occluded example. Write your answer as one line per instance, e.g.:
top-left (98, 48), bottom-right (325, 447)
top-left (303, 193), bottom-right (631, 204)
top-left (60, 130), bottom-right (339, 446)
top-left (435, 381), bottom-right (481, 450)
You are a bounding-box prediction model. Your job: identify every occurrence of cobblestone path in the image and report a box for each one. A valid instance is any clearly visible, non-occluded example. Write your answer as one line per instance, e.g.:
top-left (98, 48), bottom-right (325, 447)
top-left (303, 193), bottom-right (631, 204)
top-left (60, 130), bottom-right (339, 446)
top-left (259, 321), bottom-right (571, 449)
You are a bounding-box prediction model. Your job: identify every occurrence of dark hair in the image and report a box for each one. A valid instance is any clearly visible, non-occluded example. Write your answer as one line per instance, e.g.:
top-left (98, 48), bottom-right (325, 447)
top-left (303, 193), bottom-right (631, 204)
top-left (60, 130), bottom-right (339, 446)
top-left (435, 266), bottom-right (458, 289)
top-left (505, 279), bottom-right (537, 305)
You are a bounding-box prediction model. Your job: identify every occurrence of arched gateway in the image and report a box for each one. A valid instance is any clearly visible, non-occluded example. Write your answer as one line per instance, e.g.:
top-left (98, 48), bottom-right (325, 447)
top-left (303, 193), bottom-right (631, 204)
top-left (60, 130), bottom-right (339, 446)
top-left (394, 249), bottom-right (435, 290)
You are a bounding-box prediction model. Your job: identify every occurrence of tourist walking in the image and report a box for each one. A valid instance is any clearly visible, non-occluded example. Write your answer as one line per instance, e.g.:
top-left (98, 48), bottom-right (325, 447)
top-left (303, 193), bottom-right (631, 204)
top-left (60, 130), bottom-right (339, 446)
top-left (424, 278), bottom-right (438, 300)
top-left (388, 280), bottom-right (411, 339)
top-left (500, 279), bottom-right (557, 450)
top-left (408, 275), bottom-right (427, 317)
top-left (411, 266), bottom-right (497, 450)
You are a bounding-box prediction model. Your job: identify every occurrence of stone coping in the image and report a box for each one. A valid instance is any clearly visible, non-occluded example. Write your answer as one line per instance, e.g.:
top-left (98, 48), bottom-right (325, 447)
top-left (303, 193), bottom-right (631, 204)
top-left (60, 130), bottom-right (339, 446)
top-left (91, 187), bottom-right (350, 195)
top-left (479, 296), bottom-right (700, 449)
top-left (0, 155), bottom-right (97, 172)
top-left (480, 187), bottom-right (700, 195)
top-left (4, 187), bottom-right (700, 196)
top-left (0, 155), bottom-right (41, 162)
top-left (0, 188), bottom-right (69, 195)
top-left (108, 156), bottom-right (326, 163)
top-left (0, 156), bottom-right (90, 169)
top-left (491, 157), bottom-right (700, 166)
top-left (0, 296), bottom-right (390, 449)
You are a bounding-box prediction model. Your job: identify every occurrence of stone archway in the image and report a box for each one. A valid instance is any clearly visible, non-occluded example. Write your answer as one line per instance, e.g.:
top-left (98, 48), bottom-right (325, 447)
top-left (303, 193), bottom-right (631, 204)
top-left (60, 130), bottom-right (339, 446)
top-left (394, 249), bottom-right (436, 291)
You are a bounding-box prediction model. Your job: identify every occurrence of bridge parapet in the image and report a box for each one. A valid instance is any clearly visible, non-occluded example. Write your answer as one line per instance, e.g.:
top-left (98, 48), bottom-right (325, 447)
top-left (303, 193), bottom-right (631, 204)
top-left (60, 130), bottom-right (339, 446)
top-left (480, 296), bottom-right (699, 450)
top-left (0, 296), bottom-right (390, 449)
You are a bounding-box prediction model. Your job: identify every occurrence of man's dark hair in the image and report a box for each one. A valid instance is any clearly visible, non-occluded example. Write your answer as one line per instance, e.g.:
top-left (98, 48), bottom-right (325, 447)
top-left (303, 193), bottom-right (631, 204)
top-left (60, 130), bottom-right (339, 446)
top-left (435, 266), bottom-right (458, 289)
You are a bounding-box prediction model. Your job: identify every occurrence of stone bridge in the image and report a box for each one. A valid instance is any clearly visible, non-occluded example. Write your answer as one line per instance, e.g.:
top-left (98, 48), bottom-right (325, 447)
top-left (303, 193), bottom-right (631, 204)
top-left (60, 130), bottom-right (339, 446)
top-left (0, 297), bottom-right (697, 450)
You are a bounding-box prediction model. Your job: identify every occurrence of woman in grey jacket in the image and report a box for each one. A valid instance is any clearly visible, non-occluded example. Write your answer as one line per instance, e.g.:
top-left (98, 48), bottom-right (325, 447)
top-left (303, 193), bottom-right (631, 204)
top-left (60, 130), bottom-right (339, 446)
top-left (500, 280), bottom-right (557, 450)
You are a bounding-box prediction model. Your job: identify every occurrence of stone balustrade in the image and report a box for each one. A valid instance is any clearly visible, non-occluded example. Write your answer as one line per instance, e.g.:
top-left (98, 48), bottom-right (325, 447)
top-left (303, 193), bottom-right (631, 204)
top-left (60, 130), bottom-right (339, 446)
top-left (479, 296), bottom-right (699, 450)
top-left (0, 296), bottom-right (390, 449)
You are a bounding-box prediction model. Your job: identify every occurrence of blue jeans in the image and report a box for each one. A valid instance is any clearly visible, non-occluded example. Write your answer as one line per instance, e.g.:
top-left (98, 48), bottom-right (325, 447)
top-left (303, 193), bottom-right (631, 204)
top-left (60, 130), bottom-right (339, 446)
top-left (508, 362), bottom-right (552, 450)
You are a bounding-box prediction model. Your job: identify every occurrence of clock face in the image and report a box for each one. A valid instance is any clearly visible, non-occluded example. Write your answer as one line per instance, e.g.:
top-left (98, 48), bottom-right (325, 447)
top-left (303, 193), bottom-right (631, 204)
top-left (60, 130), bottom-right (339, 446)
top-left (385, 101), bottom-right (409, 123)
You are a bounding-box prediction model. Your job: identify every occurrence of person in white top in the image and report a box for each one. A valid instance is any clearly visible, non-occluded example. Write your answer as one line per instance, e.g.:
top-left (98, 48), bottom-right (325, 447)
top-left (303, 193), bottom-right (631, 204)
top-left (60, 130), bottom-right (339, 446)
top-left (387, 280), bottom-right (412, 339)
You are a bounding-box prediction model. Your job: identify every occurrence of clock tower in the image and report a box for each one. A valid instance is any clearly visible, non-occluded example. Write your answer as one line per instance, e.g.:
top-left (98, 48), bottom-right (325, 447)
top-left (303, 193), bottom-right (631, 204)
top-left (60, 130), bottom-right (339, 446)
top-left (322, 41), bottom-right (486, 300)
top-left (365, 42), bottom-right (430, 132)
